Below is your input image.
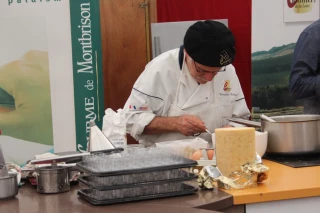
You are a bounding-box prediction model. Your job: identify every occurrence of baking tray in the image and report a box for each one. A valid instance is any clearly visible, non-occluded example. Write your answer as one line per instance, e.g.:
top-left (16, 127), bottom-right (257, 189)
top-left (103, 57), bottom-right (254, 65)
top-left (76, 157), bottom-right (197, 177)
top-left (30, 148), bottom-right (124, 164)
top-left (78, 170), bottom-right (197, 190)
top-left (77, 183), bottom-right (197, 205)
top-left (81, 182), bottom-right (190, 200)
top-left (90, 148), bottom-right (124, 154)
top-left (227, 118), bottom-right (261, 128)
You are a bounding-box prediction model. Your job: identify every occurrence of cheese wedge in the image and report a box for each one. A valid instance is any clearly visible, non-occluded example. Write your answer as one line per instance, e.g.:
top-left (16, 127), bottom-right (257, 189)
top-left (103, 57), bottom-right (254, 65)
top-left (215, 127), bottom-right (256, 177)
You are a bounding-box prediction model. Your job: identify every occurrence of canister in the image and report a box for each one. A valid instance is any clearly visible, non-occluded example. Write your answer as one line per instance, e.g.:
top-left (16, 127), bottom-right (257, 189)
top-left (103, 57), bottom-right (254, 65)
top-left (36, 165), bottom-right (70, 194)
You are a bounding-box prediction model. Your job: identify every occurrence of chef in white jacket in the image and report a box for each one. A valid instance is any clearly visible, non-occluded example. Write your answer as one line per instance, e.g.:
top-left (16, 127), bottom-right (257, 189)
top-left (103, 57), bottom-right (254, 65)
top-left (124, 20), bottom-right (250, 146)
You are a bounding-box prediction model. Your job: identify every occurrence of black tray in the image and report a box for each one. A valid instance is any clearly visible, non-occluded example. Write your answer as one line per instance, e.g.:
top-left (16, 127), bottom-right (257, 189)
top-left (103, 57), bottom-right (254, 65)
top-left (263, 153), bottom-right (320, 168)
top-left (76, 158), bottom-right (197, 177)
top-left (30, 148), bottom-right (124, 164)
top-left (78, 170), bottom-right (197, 190)
top-left (90, 147), bottom-right (124, 154)
top-left (77, 184), bottom-right (197, 205)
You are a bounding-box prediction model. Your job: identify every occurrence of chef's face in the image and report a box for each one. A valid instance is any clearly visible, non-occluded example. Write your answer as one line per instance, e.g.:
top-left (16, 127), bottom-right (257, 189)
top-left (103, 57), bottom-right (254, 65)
top-left (187, 56), bottom-right (224, 84)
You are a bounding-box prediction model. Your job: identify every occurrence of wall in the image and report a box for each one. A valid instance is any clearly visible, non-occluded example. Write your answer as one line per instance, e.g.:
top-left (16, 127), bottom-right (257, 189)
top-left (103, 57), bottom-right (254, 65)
top-left (100, 0), bottom-right (157, 144)
top-left (157, 0), bottom-right (252, 109)
top-left (251, 0), bottom-right (315, 118)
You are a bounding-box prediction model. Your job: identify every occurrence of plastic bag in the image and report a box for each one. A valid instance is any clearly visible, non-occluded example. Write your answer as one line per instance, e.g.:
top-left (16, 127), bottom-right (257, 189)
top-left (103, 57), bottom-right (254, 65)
top-left (102, 108), bottom-right (127, 147)
top-left (155, 138), bottom-right (208, 159)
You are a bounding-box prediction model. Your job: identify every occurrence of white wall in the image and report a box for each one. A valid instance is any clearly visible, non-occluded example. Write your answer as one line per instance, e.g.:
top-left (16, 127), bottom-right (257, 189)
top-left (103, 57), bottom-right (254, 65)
top-left (252, 0), bottom-right (315, 53)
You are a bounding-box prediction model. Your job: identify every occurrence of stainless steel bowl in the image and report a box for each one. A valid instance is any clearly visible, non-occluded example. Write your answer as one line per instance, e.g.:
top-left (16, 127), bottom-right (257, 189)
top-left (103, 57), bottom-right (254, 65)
top-left (0, 174), bottom-right (18, 199)
top-left (228, 114), bottom-right (320, 155)
top-left (262, 114), bottom-right (320, 155)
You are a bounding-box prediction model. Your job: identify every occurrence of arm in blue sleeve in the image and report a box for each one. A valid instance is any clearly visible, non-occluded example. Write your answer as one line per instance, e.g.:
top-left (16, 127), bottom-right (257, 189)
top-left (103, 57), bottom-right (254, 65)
top-left (289, 31), bottom-right (320, 100)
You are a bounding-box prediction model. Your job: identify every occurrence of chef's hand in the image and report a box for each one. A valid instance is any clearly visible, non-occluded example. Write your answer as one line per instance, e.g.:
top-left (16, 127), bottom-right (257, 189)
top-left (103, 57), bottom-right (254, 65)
top-left (0, 50), bottom-right (53, 145)
top-left (177, 115), bottom-right (206, 136)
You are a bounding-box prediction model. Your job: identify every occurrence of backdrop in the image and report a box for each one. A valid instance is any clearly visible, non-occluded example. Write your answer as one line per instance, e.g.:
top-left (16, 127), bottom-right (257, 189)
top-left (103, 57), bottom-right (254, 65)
top-left (157, 0), bottom-right (252, 109)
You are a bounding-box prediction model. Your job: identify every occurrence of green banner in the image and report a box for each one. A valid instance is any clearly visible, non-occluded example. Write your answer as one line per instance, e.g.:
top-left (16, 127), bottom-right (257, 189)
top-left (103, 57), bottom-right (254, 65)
top-left (69, 0), bottom-right (104, 152)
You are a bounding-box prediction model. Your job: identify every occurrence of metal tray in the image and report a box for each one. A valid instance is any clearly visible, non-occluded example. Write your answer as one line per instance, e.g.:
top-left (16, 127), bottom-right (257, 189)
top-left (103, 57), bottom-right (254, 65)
top-left (227, 118), bottom-right (261, 128)
top-left (78, 170), bottom-right (197, 190)
top-left (90, 148), bottom-right (124, 154)
top-left (30, 148), bottom-right (124, 164)
top-left (76, 157), bottom-right (197, 177)
top-left (77, 183), bottom-right (197, 205)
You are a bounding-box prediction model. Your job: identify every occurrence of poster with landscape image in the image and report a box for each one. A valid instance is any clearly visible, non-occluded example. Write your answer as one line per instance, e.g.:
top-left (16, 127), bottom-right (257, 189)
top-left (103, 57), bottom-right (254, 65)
top-left (251, 0), bottom-right (315, 120)
top-left (251, 43), bottom-right (303, 120)
top-left (0, 0), bottom-right (104, 165)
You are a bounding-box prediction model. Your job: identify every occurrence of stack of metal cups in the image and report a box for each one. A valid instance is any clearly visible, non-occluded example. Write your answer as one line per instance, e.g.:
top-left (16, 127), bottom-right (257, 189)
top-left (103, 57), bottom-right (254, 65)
top-left (0, 144), bottom-right (18, 199)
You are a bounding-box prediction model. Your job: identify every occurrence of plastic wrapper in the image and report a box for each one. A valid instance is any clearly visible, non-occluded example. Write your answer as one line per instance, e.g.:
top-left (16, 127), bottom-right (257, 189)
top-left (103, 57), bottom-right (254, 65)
top-left (155, 138), bottom-right (208, 159)
top-left (197, 162), bottom-right (269, 190)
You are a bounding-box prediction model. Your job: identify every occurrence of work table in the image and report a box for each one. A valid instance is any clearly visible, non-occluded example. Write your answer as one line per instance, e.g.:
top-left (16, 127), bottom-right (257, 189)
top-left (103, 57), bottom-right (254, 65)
top-left (226, 160), bottom-right (320, 204)
top-left (1, 159), bottom-right (320, 213)
top-left (0, 182), bottom-right (233, 213)
top-left (225, 159), bottom-right (320, 213)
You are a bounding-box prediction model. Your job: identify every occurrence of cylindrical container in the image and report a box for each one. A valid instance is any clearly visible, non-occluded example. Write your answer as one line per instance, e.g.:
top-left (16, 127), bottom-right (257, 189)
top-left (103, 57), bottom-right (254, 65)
top-left (36, 165), bottom-right (70, 194)
top-left (262, 115), bottom-right (320, 155)
top-left (0, 144), bottom-right (8, 177)
top-left (228, 115), bottom-right (320, 155)
top-left (68, 166), bottom-right (79, 182)
top-left (0, 174), bottom-right (18, 199)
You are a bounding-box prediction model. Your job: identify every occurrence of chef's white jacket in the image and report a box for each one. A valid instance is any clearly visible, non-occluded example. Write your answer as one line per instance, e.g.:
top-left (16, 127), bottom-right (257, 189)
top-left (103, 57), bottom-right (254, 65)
top-left (123, 48), bottom-right (250, 145)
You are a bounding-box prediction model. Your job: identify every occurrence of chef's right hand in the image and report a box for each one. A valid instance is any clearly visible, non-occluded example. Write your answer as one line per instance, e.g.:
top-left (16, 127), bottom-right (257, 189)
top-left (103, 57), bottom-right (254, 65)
top-left (177, 115), bottom-right (206, 136)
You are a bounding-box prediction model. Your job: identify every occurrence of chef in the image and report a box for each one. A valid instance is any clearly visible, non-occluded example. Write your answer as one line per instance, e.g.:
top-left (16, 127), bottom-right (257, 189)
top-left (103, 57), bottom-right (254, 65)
top-left (123, 20), bottom-right (250, 146)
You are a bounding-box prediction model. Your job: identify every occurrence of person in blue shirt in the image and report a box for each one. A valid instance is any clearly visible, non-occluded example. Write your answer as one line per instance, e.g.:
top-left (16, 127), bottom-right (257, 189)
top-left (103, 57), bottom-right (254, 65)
top-left (289, 19), bottom-right (320, 114)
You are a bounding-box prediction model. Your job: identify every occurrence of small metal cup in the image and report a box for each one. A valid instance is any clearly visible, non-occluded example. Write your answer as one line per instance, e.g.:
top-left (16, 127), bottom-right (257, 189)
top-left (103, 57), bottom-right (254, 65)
top-left (0, 173), bottom-right (18, 199)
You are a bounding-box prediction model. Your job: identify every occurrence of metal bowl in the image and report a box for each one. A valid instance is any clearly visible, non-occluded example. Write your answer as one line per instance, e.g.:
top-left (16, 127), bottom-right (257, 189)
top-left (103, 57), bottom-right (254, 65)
top-left (0, 173), bottom-right (18, 199)
top-left (262, 114), bottom-right (320, 154)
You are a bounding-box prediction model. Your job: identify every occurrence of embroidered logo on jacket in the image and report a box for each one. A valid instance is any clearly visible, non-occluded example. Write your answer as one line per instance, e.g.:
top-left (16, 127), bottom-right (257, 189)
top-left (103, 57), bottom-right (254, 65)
top-left (220, 50), bottom-right (232, 66)
top-left (223, 80), bottom-right (231, 92)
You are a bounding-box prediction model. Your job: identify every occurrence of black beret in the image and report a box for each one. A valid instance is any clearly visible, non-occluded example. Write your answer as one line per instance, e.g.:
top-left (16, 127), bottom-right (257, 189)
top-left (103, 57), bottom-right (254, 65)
top-left (184, 20), bottom-right (235, 67)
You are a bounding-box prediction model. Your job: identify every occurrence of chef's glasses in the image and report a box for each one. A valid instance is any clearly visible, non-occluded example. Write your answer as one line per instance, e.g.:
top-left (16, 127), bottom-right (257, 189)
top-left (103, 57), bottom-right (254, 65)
top-left (193, 60), bottom-right (226, 73)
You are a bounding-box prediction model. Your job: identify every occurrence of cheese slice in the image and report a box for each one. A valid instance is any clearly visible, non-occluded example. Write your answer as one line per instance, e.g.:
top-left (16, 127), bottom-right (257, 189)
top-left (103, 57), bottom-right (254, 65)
top-left (215, 127), bottom-right (256, 177)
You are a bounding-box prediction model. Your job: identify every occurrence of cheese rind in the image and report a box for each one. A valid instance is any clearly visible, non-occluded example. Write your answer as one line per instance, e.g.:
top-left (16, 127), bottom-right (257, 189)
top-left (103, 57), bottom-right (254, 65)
top-left (215, 127), bottom-right (256, 177)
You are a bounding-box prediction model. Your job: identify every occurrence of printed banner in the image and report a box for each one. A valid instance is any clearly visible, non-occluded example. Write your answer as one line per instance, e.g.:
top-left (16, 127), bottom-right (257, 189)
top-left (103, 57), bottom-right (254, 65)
top-left (0, 0), bottom-right (104, 165)
top-left (69, 0), bottom-right (104, 152)
top-left (252, 0), bottom-right (313, 119)
top-left (284, 0), bottom-right (319, 22)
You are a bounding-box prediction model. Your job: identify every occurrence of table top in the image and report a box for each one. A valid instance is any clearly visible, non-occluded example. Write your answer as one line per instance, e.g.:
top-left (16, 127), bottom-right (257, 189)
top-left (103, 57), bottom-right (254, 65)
top-left (3, 159), bottom-right (315, 211)
top-left (0, 181), bottom-right (232, 213)
top-left (224, 159), bottom-right (320, 204)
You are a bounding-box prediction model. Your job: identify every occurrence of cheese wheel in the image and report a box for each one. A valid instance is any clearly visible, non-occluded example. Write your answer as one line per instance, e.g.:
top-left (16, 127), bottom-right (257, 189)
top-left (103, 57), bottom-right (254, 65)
top-left (215, 127), bottom-right (256, 177)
